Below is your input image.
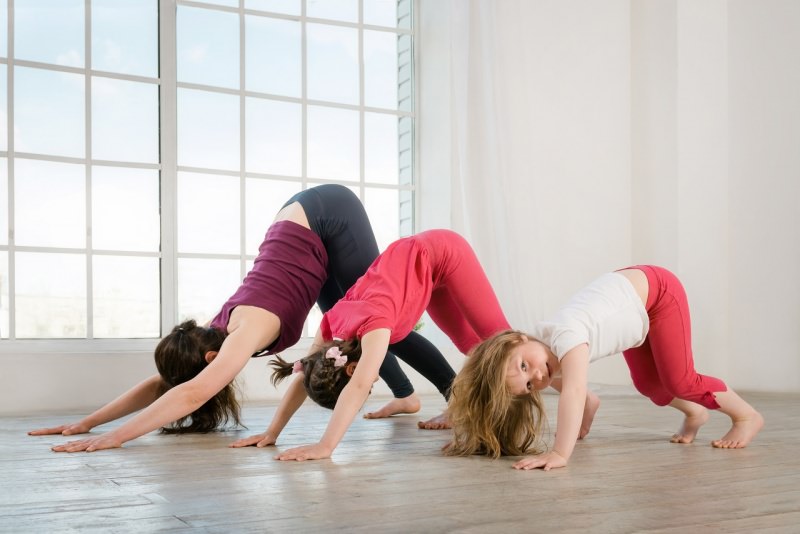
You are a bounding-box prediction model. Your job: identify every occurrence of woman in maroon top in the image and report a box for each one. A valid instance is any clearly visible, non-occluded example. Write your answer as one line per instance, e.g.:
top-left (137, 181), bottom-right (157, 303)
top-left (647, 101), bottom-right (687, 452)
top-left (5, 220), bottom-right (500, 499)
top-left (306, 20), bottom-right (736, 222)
top-left (30, 185), bottom-right (456, 452)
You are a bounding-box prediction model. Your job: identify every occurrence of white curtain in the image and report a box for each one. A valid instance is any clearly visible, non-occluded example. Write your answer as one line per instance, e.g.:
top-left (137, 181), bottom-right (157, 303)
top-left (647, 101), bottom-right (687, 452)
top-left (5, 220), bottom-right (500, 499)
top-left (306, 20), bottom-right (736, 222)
top-left (445, 0), bottom-right (632, 329)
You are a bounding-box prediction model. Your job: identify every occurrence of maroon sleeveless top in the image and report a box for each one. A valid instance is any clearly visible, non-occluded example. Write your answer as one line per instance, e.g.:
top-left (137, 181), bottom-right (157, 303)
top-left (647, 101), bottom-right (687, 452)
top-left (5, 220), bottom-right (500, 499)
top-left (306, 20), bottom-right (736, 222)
top-left (210, 221), bottom-right (328, 355)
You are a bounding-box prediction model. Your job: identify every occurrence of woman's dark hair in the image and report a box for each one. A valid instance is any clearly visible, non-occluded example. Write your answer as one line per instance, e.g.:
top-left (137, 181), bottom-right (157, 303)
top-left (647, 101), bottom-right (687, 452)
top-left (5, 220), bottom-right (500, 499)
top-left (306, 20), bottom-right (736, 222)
top-left (270, 339), bottom-right (362, 409)
top-left (153, 319), bottom-right (243, 433)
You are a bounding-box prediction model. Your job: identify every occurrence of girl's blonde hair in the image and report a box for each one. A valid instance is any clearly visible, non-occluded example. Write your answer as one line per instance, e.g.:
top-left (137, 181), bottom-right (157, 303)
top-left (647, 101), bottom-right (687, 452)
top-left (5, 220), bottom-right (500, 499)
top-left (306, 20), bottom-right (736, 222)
top-left (445, 329), bottom-right (547, 458)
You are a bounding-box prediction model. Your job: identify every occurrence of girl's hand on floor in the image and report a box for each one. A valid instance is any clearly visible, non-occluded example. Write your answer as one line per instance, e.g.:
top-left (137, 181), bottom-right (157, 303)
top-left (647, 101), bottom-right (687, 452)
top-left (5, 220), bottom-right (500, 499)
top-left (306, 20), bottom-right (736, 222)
top-left (229, 432), bottom-right (277, 448)
top-left (51, 432), bottom-right (123, 453)
top-left (274, 442), bottom-right (332, 462)
top-left (28, 421), bottom-right (92, 437)
top-left (512, 450), bottom-right (567, 471)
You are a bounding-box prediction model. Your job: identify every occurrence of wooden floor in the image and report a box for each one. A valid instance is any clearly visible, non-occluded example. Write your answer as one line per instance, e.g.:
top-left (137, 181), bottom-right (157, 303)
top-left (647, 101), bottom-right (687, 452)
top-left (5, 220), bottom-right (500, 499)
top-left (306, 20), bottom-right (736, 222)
top-left (3, 388), bottom-right (799, 533)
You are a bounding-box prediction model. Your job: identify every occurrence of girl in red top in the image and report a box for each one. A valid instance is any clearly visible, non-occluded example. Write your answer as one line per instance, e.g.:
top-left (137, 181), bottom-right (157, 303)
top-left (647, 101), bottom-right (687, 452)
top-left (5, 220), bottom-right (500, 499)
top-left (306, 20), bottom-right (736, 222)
top-left (253, 229), bottom-right (512, 461)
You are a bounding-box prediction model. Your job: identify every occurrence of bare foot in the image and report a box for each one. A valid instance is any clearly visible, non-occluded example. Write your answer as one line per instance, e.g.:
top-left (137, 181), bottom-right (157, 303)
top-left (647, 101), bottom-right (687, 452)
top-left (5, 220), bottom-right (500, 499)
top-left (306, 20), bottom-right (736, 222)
top-left (670, 408), bottom-right (709, 444)
top-left (364, 394), bottom-right (421, 419)
top-left (579, 391), bottom-right (600, 439)
top-left (712, 412), bottom-right (764, 449)
top-left (418, 412), bottom-right (451, 430)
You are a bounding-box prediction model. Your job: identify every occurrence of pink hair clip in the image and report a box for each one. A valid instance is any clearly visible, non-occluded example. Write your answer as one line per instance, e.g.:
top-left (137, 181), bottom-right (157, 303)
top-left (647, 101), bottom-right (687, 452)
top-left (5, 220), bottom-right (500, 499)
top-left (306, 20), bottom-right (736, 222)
top-left (292, 360), bottom-right (304, 374)
top-left (325, 346), bottom-right (347, 368)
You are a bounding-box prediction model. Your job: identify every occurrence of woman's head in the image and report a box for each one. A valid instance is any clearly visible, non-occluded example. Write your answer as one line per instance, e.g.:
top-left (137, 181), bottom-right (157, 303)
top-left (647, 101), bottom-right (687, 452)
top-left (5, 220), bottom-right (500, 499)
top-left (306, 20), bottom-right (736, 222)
top-left (445, 330), bottom-right (547, 459)
top-left (270, 339), bottom-right (361, 409)
top-left (153, 319), bottom-right (243, 433)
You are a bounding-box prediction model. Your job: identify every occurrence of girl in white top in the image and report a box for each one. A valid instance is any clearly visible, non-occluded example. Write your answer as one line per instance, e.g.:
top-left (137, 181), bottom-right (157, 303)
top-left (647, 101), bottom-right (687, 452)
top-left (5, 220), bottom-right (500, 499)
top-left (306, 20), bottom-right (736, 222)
top-left (445, 265), bottom-right (764, 470)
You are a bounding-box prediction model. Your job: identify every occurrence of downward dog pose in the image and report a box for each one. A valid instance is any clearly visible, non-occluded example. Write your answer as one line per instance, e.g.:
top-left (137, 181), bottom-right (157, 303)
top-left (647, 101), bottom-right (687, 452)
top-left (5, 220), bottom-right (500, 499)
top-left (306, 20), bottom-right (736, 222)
top-left (446, 265), bottom-right (764, 470)
top-left (240, 229), bottom-right (512, 461)
top-left (29, 185), bottom-right (455, 452)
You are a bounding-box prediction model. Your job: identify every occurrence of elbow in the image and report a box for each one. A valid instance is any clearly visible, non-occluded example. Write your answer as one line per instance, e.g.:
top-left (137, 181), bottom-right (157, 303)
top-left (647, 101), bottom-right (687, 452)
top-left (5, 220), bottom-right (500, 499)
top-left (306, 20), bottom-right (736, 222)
top-left (175, 381), bottom-right (217, 409)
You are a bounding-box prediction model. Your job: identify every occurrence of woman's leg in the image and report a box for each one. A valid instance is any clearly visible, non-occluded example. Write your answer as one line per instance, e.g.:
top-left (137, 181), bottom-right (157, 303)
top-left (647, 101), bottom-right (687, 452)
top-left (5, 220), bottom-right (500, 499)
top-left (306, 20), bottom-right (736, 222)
top-left (299, 185), bottom-right (443, 410)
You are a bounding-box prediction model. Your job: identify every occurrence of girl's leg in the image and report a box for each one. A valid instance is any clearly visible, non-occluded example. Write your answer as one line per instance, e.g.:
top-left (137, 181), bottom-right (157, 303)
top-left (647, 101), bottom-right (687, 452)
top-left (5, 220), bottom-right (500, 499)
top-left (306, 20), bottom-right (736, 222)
top-left (623, 341), bottom-right (709, 444)
top-left (425, 232), bottom-right (510, 354)
top-left (641, 265), bottom-right (762, 447)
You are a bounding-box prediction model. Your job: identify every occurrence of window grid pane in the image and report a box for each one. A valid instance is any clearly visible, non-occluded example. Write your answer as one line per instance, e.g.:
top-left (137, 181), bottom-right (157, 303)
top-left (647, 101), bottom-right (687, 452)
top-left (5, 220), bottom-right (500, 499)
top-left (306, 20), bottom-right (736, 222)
top-left (1, 1), bottom-right (414, 342)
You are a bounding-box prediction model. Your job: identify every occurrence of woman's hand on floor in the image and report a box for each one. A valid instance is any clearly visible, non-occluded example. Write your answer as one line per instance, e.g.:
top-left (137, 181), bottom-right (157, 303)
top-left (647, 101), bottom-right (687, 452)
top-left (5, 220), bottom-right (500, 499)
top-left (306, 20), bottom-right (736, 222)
top-left (28, 421), bottom-right (92, 437)
top-left (51, 432), bottom-right (123, 453)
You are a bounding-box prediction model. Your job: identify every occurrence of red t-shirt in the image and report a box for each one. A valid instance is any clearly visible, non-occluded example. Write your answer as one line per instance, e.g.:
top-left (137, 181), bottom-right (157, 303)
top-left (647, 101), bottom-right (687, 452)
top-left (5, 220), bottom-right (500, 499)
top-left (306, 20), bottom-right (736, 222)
top-left (321, 229), bottom-right (450, 344)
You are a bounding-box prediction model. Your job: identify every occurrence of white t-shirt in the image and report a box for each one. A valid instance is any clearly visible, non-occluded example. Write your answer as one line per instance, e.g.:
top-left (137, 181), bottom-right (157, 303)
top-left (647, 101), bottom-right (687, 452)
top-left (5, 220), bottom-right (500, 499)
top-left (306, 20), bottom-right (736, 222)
top-left (529, 272), bottom-right (650, 362)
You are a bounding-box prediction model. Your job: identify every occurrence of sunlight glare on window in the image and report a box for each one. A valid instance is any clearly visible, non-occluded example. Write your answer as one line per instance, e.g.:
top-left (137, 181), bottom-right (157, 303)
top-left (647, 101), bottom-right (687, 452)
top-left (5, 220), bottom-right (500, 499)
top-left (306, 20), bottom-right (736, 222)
top-left (93, 255), bottom-right (160, 338)
top-left (15, 252), bottom-right (87, 339)
top-left (91, 0), bottom-right (158, 77)
top-left (364, 30), bottom-right (399, 109)
top-left (14, 67), bottom-right (84, 158)
top-left (14, 0), bottom-right (84, 67)
top-left (0, 252), bottom-right (8, 339)
top-left (178, 172), bottom-right (240, 255)
top-left (307, 105), bottom-right (359, 181)
top-left (0, 67), bottom-right (6, 151)
top-left (365, 187), bottom-right (400, 251)
top-left (177, 5), bottom-right (239, 89)
top-left (0, 159), bottom-right (7, 246)
top-left (364, 0), bottom-right (398, 28)
top-left (92, 167), bottom-right (160, 252)
top-left (246, 97), bottom-right (302, 177)
top-left (246, 0), bottom-right (300, 15)
top-left (365, 112), bottom-right (399, 184)
top-left (92, 77), bottom-right (159, 163)
top-left (244, 179), bottom-right (302, 254)
top-left (245, 15), bottom-right (301, 98)
top-left (178, 88), bottom-right (240, 170)
top-left (14, 159), bottom-right (85, 248)
top-left (307, 23), bottom-right (359, 105)
top-left (178, 258), bottom-right (242, 324)
top-left (307, 0), bottom-right (357, 23)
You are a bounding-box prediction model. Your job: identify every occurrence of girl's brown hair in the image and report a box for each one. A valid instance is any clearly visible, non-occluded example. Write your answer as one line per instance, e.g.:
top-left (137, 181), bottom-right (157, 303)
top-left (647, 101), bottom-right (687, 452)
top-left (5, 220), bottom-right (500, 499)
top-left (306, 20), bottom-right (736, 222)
top-left (445, 329), bottom-right (547, 458)
top-left (270, 339), bottom-right (362, 409)
top-left (153, 319), bottom-right (243, 433)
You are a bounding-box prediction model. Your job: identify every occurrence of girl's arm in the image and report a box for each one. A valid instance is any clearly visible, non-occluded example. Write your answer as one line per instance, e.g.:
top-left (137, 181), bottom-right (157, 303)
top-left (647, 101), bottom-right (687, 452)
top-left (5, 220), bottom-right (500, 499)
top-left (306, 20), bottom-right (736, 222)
top-left (28, 374), bottom-right (166, 436)
top-left (548, 376), bottom-right (600, 439)
top-left (229, 373), bottom-right (308, 448)
top-left (51, 316), bottom-right (271, 453)
top-left (513, 343), bottom-right (590, 471)
top-left (274, 328), bottom-right (391, 461)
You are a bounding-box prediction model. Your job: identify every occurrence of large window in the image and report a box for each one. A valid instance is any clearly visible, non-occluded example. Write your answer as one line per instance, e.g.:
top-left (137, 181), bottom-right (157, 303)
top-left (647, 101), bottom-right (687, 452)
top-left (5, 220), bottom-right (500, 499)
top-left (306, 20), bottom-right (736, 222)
top-left (0, 0), bottom-right (415, 342)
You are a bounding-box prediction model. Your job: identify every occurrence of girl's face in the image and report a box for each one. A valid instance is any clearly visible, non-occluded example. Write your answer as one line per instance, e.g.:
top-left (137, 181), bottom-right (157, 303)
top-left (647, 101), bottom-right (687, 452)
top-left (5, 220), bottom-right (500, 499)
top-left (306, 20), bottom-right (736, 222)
top-left (505, 339), bottom-right (558, 395)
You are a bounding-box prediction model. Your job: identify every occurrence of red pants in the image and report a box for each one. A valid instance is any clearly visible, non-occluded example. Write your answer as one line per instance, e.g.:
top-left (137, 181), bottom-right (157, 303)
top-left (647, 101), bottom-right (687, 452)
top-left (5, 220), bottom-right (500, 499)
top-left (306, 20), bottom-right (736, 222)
top-left (423, 231), bottom-right (511, 355)
top-left (622, 265), bottom-right (726, 410)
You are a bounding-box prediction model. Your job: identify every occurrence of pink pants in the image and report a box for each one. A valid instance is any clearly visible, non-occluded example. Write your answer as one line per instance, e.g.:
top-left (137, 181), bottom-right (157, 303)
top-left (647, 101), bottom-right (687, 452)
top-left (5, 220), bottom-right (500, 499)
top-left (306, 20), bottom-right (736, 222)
top-left (423, 231), bottom-right (511, 355)
top-left (622, 265), bottom-right (726, 410)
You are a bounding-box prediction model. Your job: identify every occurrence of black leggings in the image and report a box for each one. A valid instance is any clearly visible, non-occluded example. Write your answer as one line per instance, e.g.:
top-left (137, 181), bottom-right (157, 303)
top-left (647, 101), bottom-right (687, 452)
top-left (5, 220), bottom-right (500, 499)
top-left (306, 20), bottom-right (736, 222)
top-left (285, 184), bottom-right (456, 399)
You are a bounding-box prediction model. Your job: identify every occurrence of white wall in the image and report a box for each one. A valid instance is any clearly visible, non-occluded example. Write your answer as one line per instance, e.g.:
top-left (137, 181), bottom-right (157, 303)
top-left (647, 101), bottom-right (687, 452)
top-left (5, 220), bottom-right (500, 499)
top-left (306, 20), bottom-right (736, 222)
top-left (418, 0), bottom-right (800, 392)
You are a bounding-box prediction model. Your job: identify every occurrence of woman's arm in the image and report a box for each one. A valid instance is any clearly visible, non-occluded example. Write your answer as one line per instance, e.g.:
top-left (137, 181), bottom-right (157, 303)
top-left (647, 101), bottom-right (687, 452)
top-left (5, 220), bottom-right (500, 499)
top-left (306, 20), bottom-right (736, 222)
top-left (274, 328), bottom-right (391, 461)
top-left (52, 315), bottom-right (272, 453)
top-left (513, 344), bottom-right (590, 471)
top-left (229, 373), bottom-right (308, 448)
top-left (28, 374), bottom-right (166, 436)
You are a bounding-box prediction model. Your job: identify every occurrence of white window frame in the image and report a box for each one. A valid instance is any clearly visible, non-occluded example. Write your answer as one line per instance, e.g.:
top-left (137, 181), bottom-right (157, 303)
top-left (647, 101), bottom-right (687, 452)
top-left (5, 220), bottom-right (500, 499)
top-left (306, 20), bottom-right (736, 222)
top-left (0, 0), bottom-right (418, 354)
